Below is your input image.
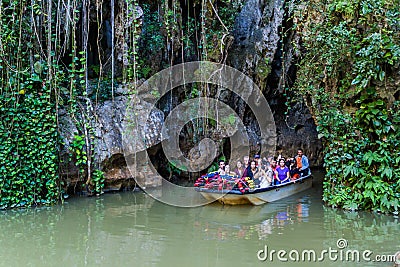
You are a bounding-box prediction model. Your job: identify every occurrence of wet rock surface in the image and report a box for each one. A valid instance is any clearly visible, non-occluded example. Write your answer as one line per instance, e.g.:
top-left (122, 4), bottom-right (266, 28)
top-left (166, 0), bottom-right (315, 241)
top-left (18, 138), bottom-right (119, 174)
top-left (228, 0), bottom-right (322, 164)
top-left (59, 0), bottom-right (324, 193)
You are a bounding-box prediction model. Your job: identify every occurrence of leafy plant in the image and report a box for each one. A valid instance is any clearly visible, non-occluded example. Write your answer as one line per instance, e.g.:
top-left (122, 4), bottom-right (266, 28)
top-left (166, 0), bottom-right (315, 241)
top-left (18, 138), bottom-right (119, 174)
top-left (293, 0), bottom-right (400, 213)
top-left (92, 169), bottom-right (105, 195)
top-left (69, 134), bottom-right (87, 177)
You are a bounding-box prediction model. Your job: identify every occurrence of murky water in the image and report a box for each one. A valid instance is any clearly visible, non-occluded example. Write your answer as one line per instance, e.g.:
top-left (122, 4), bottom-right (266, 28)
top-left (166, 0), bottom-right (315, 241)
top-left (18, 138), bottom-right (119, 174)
top-left (0, 170), bottom-right (398, 267)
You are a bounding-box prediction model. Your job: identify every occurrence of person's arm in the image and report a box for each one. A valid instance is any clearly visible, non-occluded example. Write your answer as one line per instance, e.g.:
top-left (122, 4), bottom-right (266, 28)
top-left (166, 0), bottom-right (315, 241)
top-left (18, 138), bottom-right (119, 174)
top-left (285, 169), bottom-right (290, 182)
top-left (301, 156), bottom-right (309, 170)
top-left (261, 170), bottom-right (268, 181)
top-left (266, 174), bottom-right (272, 184)
top-left (253, 170), bottom-right (258, 179)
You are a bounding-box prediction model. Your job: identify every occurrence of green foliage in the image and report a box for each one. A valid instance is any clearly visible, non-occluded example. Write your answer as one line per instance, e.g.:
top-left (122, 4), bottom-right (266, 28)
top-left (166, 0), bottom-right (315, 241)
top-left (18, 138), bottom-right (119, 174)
top-left (294, 0), bottom-right (400, 213)
top-left (135, 4), bottom-right (165, 79)
top-left (89, 79), bottom-right (118, 102)
top-left (92, 169), bottom-right (105, 195)
top-left (202, 0), bottom-right (243, 61)
top-left (190, 83), bottom-right (200, 98)
top-left (216, 0), bottom-right (243, 30)
top-left (0, 1), bottom-right (63, 208)
top-left (69, 135), bottom-right (87, 176)
top-left (167, 161), bottom-right (185, 178)
top-left (221, 113), bottom-right (236, 126)
top-left (0, 0), bottom-right (94, 208)
top-left (69, 131), bottom-right (105, 196)
top-left (0, 87), bottom-right (60, 209)
top-left (137, 60), bottom-right (152, 80)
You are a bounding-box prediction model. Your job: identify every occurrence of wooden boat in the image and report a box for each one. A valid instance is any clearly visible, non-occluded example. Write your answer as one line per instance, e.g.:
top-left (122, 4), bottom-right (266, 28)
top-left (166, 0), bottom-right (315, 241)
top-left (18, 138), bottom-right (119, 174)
top-left (196, 174), bottom-right (313, 205)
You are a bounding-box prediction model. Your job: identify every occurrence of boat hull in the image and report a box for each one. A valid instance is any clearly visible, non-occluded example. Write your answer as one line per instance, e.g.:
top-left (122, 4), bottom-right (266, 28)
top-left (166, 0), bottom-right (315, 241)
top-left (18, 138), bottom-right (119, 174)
top-left (198, 175), bottom-right (313, 205)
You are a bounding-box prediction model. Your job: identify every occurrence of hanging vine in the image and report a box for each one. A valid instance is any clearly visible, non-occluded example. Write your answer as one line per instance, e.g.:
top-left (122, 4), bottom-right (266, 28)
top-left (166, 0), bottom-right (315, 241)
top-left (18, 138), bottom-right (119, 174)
top-left (0, 0), bottom-right (248, 208)
top-left (0, 0), bottom-right (61, 208)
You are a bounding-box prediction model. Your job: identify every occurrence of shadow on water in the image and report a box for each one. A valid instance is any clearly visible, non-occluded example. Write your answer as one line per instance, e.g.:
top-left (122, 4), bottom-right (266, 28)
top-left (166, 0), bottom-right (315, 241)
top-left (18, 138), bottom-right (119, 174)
top-left (0, 169), bottom-right (398, 267)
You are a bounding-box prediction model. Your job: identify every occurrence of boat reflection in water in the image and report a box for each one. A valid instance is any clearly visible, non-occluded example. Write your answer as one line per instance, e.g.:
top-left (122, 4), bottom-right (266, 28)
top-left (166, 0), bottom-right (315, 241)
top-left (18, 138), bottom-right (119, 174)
top-left (193, 194), bottom-right (312, 241)
top-left (1, 171), bottom-right (398, 267)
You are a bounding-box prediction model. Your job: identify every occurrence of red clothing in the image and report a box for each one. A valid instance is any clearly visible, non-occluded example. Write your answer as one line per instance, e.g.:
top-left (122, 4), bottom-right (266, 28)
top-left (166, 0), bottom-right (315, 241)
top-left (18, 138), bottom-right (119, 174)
top-left (296, 157), bottom-right (302, 169)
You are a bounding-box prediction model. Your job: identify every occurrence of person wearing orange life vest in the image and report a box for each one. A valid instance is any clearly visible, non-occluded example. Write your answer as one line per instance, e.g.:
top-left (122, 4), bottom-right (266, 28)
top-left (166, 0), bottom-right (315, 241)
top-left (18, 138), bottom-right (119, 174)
top-left (294, 148), bottom-right (310, 177)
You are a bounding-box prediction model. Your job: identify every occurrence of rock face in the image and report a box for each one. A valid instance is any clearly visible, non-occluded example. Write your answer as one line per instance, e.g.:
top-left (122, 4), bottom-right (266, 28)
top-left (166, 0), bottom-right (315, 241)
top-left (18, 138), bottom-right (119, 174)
top-left (229, 0), bottom-right (284, 90)
top-left (227, 0), bottom-right (323, 164)
top-left (59, 0), bottom-right (324, 193)
top-left (59, 89), bottom-right (164, 192)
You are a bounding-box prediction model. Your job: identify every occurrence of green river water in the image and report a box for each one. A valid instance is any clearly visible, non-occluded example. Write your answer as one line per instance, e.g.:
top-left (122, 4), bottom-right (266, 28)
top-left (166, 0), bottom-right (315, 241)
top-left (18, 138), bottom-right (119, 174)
top-left (0, 170), bottom-right (399, 267)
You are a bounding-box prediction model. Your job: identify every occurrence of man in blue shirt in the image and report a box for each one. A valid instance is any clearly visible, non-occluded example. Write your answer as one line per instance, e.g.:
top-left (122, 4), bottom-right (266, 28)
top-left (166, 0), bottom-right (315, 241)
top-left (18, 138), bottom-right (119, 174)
top-left (295, 149), bottom-right (310, 177)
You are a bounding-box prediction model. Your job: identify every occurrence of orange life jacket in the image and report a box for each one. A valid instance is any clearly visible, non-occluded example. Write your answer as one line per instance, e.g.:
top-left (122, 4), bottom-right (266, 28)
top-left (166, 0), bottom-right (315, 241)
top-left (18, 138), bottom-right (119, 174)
top-left (296, 156), bottom-right (302, 169)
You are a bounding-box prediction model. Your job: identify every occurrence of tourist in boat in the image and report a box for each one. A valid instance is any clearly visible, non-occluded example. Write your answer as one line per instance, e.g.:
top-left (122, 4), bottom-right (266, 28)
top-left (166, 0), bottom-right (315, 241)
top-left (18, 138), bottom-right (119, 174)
top-left (224, 164), bottom-right (236, 176)
top-left (258, 164), bottom-right (273, 188)
top-left (275, 159), bottom-right (290, 184)
top-left (285, 157), bottom-right (294, 168)
top-left (279, 156), bottom-right (286, 167)
top-left (242, 156), bottom-right (253, 178)
top-left (294, 149), bottom-right (310, 177)
top-left (270, 159), bottom-right (277, 170)
top-left (243, 160), bottom-right (255, 180)
top-left (254, 154), bottom-right (262, 166)
top-left (234, 160), bottom-right (245, 177)
top-left (287, 157), bottom-right (299, 179)
top-left (270, 159), bottom-right (277, 184)
top-left (264, 162), bottom-right (274, 186)
top-left (218, 160), bottom-right (226, 175)
top-left (249, 160), bottom-right (259, 186)
top-left (243, 156), bottom-right (250, 169)
top-left (254, 163), bottom-right (266, 188)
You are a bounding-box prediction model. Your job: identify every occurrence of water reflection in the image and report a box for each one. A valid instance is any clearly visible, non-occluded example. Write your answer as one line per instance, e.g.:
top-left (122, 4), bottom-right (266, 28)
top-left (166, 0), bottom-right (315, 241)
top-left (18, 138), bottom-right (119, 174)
top-left (192, 194), bottom-right (313, 241)
top-left (322, 206), bottom-right (399, 263)
top-left (0, 170), bottom-right (398, 267)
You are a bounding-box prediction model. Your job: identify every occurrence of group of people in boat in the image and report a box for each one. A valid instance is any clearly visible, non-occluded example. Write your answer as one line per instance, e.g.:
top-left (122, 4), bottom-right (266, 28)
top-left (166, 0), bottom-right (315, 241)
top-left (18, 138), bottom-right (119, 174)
top-left (217, 149), bottom-right (310, 189)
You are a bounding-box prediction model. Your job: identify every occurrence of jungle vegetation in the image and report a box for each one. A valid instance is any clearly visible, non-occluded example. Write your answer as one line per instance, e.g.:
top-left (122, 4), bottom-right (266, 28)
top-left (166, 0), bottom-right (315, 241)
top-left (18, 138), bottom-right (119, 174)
top-left (0, 0), bottom-right (398, 213)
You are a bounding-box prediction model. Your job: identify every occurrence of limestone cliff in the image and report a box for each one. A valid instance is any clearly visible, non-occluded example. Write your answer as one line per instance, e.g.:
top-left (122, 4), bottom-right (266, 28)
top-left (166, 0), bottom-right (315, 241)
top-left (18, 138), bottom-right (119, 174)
top-left (58, 0), bottom-right (323, 192)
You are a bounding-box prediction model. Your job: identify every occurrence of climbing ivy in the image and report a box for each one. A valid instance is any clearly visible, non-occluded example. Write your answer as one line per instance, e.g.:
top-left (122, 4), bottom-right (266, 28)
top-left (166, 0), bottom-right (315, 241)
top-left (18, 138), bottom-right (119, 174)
top-left (0, 0), bottom-right (62, 208)
top-left (293, 0), bottom-right (400, 213)
top-left (0, 92), bottom-right (59, 208)
top-left (0, 74), bottom-right (60, 208)
top-left (69, 135), bottom-right (87, 178)
top-left (0, 0), bottom-right (107, 208)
